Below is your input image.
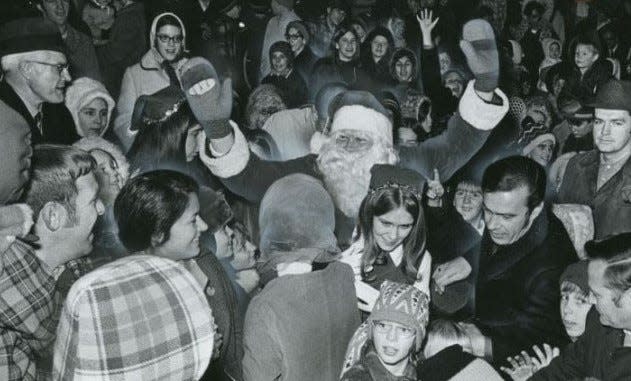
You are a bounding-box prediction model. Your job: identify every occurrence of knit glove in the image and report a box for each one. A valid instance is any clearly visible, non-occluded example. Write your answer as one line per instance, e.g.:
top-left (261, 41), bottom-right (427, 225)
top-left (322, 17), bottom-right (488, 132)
top-left (459, 19), bottom-right (499, 93)
top-left (180, 57), bottom-right (233, 139)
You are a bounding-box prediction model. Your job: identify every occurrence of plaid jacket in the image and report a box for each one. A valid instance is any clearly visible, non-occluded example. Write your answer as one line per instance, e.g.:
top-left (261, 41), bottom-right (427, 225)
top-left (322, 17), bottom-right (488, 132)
top-left (0, 240), bottom-right (58, 381)
top-left (53, 255), bottom-right (214, 380)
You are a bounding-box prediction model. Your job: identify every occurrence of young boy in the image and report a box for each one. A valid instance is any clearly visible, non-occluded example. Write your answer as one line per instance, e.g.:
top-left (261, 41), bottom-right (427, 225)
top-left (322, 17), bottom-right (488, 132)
top-left (342, 281), bottom-right (429, 381)
top-left (559, 260), bottom-right (592, 341)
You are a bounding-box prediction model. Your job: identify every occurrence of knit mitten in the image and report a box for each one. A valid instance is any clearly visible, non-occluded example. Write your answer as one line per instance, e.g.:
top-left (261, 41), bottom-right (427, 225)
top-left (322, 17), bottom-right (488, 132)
top-left (180, 57), bottom-right (233, 139)
top-left (459, 19), bottom-right (499, 93)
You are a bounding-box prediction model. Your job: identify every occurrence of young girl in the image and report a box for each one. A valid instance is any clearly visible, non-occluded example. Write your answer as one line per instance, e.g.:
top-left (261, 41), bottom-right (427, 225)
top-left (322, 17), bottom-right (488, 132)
top-left (340, 164), bottom-right (431, 312)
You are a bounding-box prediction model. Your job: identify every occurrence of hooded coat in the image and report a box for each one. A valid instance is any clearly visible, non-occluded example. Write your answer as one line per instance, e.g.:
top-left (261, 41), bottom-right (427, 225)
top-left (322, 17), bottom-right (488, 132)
top-left (113, 12), bottom-right (189, 151)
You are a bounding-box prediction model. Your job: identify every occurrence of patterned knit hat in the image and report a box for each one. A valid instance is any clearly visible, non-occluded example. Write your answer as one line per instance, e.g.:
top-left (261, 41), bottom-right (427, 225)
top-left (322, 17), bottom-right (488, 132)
top-left (53, 255), bottom-right (214, 380)
top-left (368, 281), bottom-right (430, 350)
top-left (517, 114), bottom-right (555, 155)
top-left (559, 260), bottom-right (589, 294)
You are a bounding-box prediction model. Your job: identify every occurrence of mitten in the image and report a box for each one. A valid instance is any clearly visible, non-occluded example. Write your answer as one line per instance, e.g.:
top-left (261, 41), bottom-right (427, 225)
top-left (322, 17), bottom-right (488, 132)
top-left (180, 57), bottom-right (233, 139)
top-left (459, 19), bottom-right (499, 93)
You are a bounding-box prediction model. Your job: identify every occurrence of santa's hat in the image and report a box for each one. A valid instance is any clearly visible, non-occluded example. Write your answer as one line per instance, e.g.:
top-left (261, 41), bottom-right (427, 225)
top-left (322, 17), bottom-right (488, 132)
top-left (328, 90), bottom-right (393, 146)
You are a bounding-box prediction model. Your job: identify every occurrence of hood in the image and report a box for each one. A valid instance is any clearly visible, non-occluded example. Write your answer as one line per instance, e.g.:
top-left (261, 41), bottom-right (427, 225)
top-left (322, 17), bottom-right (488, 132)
top-left (64, 77), bottom-right (115, 137)
top-left (389, 47), bottom-right (417, 80)
top-left (149, 12), bottom-right (188, 55)
top-left (73, 136), bottom-right (130, 185)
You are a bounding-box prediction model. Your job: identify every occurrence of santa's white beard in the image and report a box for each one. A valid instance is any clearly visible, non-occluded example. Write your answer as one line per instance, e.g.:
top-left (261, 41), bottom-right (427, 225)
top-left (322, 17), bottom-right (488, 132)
top-left (317, 140), bottom-right (395, 218)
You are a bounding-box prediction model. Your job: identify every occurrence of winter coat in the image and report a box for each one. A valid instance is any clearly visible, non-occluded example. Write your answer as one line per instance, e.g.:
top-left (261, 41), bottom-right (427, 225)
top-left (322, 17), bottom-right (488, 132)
top-left (198, 83), bottom-right (509, 248)
top-left (113, 12), bottom-right (188, 151)
top-left (557, 150), bottom-right (631, 239)
top-left (560, 59), bottom-right (612, 103)
top-left (530, 308), bottom-right (631, 380)
top-left (0, 81), bottom-right (79, 145)
top-left (62, 24), bottom-right (102, 81)
top-left (241, 261), bottom-right (360, 381)
top-left (294, 46), bottom-right (318, 84)
top-left (310, 56), bottom-right (366, 101)
top-left (261, 69), bottom-right (308, 108)
top-left (96, 2), bottom-right (147, 98)
top-left (474, 207), bottom-right (577, 365)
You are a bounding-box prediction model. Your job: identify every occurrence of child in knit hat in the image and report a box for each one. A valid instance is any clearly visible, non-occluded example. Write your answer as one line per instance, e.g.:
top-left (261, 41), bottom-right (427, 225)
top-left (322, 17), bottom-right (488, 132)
top-left (341, 281), bottom-right (429, 380)
top-left (559, 260), bottom-right (592, 341)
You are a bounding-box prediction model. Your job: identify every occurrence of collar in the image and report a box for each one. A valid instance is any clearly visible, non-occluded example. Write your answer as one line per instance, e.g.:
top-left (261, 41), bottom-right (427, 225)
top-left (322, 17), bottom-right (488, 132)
top-left (389, 245), bottom-right (404, 267)
top-left (5, 80), bottom-right (41, 118)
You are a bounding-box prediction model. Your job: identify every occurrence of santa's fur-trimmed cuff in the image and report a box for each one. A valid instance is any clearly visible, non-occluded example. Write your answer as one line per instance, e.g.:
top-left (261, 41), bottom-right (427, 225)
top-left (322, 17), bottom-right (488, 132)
top-left (459, 80), bottom-right (509, 131)
top-left (199, 121), bottom-right (250, 178)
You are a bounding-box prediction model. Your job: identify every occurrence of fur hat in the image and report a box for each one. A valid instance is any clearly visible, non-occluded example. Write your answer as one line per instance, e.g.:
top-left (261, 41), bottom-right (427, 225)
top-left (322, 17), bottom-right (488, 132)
top-left (560, 260), bottom-right (589, 294)
top-left (269, 41), bottom-right (294, 67)
top-left (65, 78), bottom-right (116, 137)
top-left (0, 18), bottom-right (64, 57)
top-left (368, 281), bottom-right (430, 351)
top-left (328, 90), bottom-right (393, 146)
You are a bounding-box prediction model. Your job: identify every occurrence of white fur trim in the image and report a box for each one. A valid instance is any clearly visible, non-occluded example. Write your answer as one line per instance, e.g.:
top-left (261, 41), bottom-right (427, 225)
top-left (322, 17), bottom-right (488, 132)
top-left (65, 77), bottom-right (115, 137)
top-left (73, 136), bottom-right (130, 183)
top-left (309, 131), bottom-right (327, 154)
top-left (458, 80), bottom-right (509, 131)
top-left (198, 121), bottom-right (251, 178)
top-left (330, 105), bottom-right (393, 146)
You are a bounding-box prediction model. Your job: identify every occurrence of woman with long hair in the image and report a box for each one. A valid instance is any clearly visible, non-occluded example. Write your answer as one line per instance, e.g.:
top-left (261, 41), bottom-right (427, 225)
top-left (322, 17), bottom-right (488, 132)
top-left (341, 164), bottom-right (431, 312)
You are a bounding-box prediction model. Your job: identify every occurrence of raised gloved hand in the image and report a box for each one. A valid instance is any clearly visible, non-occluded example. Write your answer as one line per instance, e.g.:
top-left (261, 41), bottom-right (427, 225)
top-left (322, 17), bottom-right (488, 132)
top-left (180, 57), bottom-right (233, 139)
top-left (459, 19), bottom-right (499, 93)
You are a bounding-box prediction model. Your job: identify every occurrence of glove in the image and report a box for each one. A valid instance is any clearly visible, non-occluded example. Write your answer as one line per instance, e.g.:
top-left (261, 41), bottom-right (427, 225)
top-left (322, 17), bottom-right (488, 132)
top-left (459, 19), bottom-right (499, 93)
top-left (180, 57), bottom-right (233, 139)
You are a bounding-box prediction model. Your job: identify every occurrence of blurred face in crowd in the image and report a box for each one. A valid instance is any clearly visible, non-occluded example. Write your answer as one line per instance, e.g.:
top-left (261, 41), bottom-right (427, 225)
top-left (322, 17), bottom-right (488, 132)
top-left (453, 182), bottom-right (483, 224)
top-left (155, 24), bottom-right (183, 62)
top-left (63, 173), bottom-right (105, 258)
top-left (569, 118), bottom-right (593, 138)
top-left (185, 124), bottom-right (202, 162)
top-left (155, 193), bottom-right (208, 260)
top-left (0, 119), bottom-right (31, 204)
top-left (397, 126), bottom-right (417, 147)
top-left (588, 259), bottom-right (631, 329)
top-left (551, 76), bottom-right (565, 96)
top-left (372, 320), bottom-right (416, 372)
top-left (549, 42), bottom-right (561, 60)
top-left (39, 0), bottom-right (69, 26)
top-left (24, 51), bottom-right (71, 103)
top-left (407, 0), bottom-right (421, 14)
top-left (90, 149), bottom-right (123, 206)
top-left (271, 51), bottom-right (289, 74)
top-left (593, 109), bottom-right (631, 155)
top-left (327, 7), bottom-right (347, 27)
top-left (214, 225), bottom-right (257, 268)
top-left (483, 185), bottom-right (534, 245)
top-left (560, 283), bottom-right (592, 340)
top-left (444, 71), bottom-right (464, 98)
top-left (351, 23), bottom-right (367, 43)
top-left (373, 206), bottom-right (414, 252)
top-left (395, 56), bottom-right (414, 82)
top-left (527, 138), bottom-right (555, 167)
top-left (602, 30), bottom-right (618, 51)
top-left (390, 17), bottom-right (405, 39)
top-left (371, 35), bottom-right (389, 62)
top-left (336, 31), bottom-right (358, 62)
top-left (526, 8), bottom-right (542, 29)
top-left (575, 43), bottom-right (599, 71)
top-left (78, 97), bottom-right (108, 137)
top-left (286, 27), bottom-right (306, 53)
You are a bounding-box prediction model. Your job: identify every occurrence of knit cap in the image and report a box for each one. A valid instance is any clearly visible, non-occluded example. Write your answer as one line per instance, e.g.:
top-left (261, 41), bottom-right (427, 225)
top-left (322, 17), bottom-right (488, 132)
top-left (368, 280), bottom-right (430, 350)
top-left (269, 40), bottom-right (294, 67)
top-left (517, 115), bottom-right (555, 156)
top-left (559, 260), bottom-right (589, 294)
top-left (52, 255), bottom-right (214, 380)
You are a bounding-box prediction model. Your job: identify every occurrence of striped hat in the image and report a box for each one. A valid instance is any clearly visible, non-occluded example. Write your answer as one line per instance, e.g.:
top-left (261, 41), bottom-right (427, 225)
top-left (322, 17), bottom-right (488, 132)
top-left (368, 281), bottom-right (430, 350)
top-left (53, 255), bottom-right (214, 380)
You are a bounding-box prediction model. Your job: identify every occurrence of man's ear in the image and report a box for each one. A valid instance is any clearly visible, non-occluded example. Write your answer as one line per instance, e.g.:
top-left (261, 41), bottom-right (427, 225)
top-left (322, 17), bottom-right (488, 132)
top-left (39, 202), bottom-right (68, 232)
top-left (17, 61), bottom-right (33, 80)
top-left (150, 232), bottom-right (165, 248)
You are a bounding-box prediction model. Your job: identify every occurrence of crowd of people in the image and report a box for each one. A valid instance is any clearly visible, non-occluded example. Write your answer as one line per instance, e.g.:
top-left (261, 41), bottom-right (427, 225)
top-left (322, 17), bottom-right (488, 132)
top-left (1, 0), bottom-right (631, 380)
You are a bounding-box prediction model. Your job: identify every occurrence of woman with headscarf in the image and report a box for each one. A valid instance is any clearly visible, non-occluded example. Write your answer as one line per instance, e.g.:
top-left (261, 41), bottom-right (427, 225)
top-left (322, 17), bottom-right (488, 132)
top-left (114, 12), bottom-right (189, 151)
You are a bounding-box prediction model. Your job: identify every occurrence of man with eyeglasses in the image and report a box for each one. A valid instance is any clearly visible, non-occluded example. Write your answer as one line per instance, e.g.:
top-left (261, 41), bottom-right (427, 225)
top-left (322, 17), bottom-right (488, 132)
top-left (0, 18), bottom-right (79, 145)
top-left (285, 20), bottom-right (317, 84)
top-left (36, 0), bottom-right (102, 82)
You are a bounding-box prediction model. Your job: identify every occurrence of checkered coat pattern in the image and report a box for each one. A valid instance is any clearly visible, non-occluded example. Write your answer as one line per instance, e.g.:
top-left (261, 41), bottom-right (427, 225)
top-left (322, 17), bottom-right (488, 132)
top-left (52, 255), bottom-right (214, 380)
top-left (0, 240), bottom-right (57, 381)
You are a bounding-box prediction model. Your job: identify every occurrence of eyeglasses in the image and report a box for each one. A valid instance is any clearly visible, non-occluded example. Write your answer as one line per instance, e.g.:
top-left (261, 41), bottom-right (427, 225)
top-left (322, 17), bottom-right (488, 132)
top-left (373, 321), bottom-right (415, 338)
top-left (286, 33), bottom-right (303, 41)
top-left (26, 60), bottom-right (69, 75)
top-left (156, 34), bottom-right (183, 44)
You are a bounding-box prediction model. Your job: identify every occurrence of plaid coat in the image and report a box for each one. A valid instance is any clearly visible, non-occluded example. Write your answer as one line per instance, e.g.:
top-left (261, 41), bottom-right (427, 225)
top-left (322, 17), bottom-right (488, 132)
top-left (0, 240), bottom-right (58, 381)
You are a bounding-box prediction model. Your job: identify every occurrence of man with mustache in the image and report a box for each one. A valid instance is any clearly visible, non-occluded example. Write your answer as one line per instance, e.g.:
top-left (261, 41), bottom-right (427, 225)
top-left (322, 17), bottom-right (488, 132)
top-left (557, 80), bottom-right (631, 239)
top-left (184, 19), bottom-right (509, 249)
top-left (0, 18), bottom-right (79, 145)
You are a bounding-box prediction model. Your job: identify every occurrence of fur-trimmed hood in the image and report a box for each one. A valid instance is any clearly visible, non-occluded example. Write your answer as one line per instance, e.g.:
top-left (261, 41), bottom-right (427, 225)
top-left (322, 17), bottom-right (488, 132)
top-left (73, 136), bottom-right (130, 184)
top-left (65, 77), bottom-right (115, 137)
